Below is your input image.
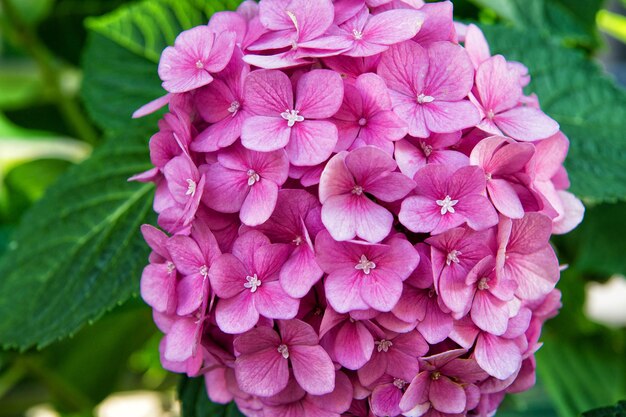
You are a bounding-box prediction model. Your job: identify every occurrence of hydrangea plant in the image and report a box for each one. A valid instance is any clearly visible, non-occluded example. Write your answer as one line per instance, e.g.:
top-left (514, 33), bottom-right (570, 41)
top-left (133, 1), bottom-right (585, 415)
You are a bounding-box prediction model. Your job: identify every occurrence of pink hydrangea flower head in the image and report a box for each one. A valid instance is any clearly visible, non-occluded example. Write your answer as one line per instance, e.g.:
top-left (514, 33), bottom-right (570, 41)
top-left (378, 40), bottom-right (479, 138)
top-left (158, 26), bottom-right (237, 93)
top-left (319, 146), bottom-right (416, 243)
top-left (241, 69), bottom-right (344, 166)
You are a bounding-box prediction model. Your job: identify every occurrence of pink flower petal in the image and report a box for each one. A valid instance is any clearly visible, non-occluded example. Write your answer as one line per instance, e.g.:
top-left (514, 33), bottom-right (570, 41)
top-left (322, 194), bottom-right (393, 243)
top-left (244, 69), bottom-right (293, 115)
top-left (286, 120), bottom-right (338, 166)
top-left (474, 333), bottom-right (521, 380)
top-left (280, 245), bottom-right (324, 298)
top-left (360, 269), bottom-right (404, 312)
top-left (429, 376), bottom-right (466, 414)
top-left (423, 100), bottom-right (480, 134)
top-left (364, 9), bottom-right (424, 46)
top-left (290, 345), bottom-right (336, 395)
top-left (494, 106), bottom-right (559, 142)
top-left (334, 321), bottom-right (375, 369)
top-left (426, 41), bottom-right (474, 101)
top-left (296, 70), bottom-right (344, 119)
top-left (254, 281), bottom-right (300, 319)
top-left (215, 291), bottom-right (259, 334)
top-left (475, 55), bottom-right (522, 114)
top-left (325, 270), bottom-right (369, 313)
top-left (241, 116), bottom-right (292, 152)
top-left (235, 347), bottom-right (289, 397)
top-left (240, 180), bottom-right (279, 226)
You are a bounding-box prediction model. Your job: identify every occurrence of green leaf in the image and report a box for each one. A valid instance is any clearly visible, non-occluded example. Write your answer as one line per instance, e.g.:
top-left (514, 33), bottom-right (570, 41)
top-left (582, 401), bottom-right (626, 417)
top-left (178, 377), bottom-right (243, 417)
top-left (480, 25), bottom-right (626, 202)
top-left (0, 126), bottom-right (155, 349)
top-left (0, 61), bottom-right (44, 110)
top-left (471, 0), bottom-right (603, 48)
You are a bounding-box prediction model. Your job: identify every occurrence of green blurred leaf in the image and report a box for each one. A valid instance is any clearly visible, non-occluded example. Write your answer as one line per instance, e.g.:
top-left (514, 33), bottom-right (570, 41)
top-left (0, 125), bottom-right (155, 349)
top-left (4, 159), bottom-right (72, 202)
top-left (178, 377), bottom-right (244, 417)
top-left (0, 61), bottom-right (44, 109)
top-left (481, 25), bottom-right (626, 203)
top-left (4, 0), bottom-right (55, 25)
top-left (583, 401), bottom-right (626, 417)
top-left (471, 0), bottom-right (603, 48)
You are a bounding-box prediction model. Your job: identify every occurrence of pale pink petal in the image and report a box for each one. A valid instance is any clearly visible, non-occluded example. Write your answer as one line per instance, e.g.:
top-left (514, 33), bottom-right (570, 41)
top-left (319, 152), bottom-right (355, 202)
top-left (399, 371), bottom-right (430, 413)
top-left (322, 194), bottom-right (393, 243)
top-left (280, 245), bottom-right (324, 298)
top-left (254, 281), bottom-right (300, 319)
top-left (325, 270), bottom-right (369, 313)
top-left (364, 9), bottom-right (424, 46)
top-left (241, 116), bottom-right (291, 152)
top-left (506, 248), bottom-right (559, 300)
top-left (495, 106), bottom-right (559, 142)
top-left (475, 55), bottom-right (522, 114)
top-left (286, 121), bottom-right (338, 166)
top-left (176, 274), bottom-right (205, 316)
top-left (202, 164), bottom-right (249, 213)
top-left (412, 1), bottom-right (455, 45)
top-left (423, 100), bottom-right (480, 134)
top-left (215, 292), bottom-right (259, 334)
top-left (365, 172), bottom-right (416, 202)
top-left (399, 196), bottom-right (441, 234)
top-left (244, 69), bottom-right (293, 115)
top-left (360, 270), bottom-right (404, 312)
top-left (394, 139), bottom-right (427, 179)
top-left (164, 317), bottom-right (197, 362)
top-left (378, 41), bottom-right (427, 97)
top-left (240, 180), bottom-right (278, 226)
top-left (344, 145), bottom-right (397, 183)
top-left (290, 345), bottom-right (336, 395)
top-left (464, 24), bottom-right (491, 68)
top-left (296, 70), bottom-right (344, 119)
top-left (488, 179), bottom-right (524, 219)
top-left (471, 291), bottom-right (509, 336)
top-left (552, 191), bottom-right (584, 234)
top-left (474, 333), bottom-right (521, 380)
top-left (235, 348), bottom-right (289, 397)
top-left (429, 376), bottom-right (466, 414)
top-left (205, 31), bottom-right (238, 72)
top-left (455, 194), bottom-right (499, 232)
top-left (426, 42), bottom-right (474, 101)
top-left (209, 253), bottom-right (248, 298)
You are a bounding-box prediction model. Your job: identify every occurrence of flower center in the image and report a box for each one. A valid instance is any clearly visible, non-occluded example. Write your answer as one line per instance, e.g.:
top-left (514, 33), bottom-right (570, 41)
top-left (446, 250), bottom-right (461, 266)
top-left (244, 274), bottom-right (262, 293)
top-left (166, 261), bottom-right (175, 274)
top-left (485, 172), bottom-right (493, 181)
top-left (228, 101), bottom-right (241, 116)
top-left (247, 169), bottom-right (260, 186)
top-left (199, 265), bottom-right (208, 277)
top-left (352, 29), bottom-right (363, 40)
top-left (417, 93), bottom-right (435, 104)
top-left (487, 109), bottom-right (495, 119)
top-left (431, 371), bottom-right (442, 381)
top-left (281, 109), bottom-right (304, 127)
top-left (358, 117), bottom-right (367, 127)
top-left (420, 141), bottom-right (433, 157)
top-left (186, 179), bottom-right (197, 196)
top-left (293, 236), bottom-right (303, 246)
top-left (195, 60), bottom-right (204, 69)
top-left (352, 185), bottom-right (364, 195)
top-left (428, 288), bottom-right (436, 298)
top-left (375, 339), bottom-right (393, 353)
top-left (436, 195), bottom-right (458, 215)
top-left (355, 254), bottom-right (376, 275)
top-left (393, 378), bottom-right (407, 390)
top-left (277, 344), bottom-right (290, 359)
top-left (478, 277), bottom-right (490, 290)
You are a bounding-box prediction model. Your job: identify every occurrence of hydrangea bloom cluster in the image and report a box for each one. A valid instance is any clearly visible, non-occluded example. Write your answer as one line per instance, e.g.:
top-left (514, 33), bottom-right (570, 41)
top-left (133, 1), bottom-right (585, 416)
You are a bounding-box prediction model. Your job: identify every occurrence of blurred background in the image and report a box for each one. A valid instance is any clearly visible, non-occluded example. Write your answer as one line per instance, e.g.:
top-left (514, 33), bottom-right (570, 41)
top-left (0, 0), bottom-right (625, 416)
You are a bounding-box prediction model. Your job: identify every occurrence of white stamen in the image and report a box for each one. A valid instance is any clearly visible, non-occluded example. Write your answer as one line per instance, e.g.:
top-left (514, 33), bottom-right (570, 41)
top-left (417, 93), bottom-right (435, 104)
top-left (436, 195), bottom-right (458, 215)
top-left (487, 109), bottom-right (495, 119)
top-left (355, 254), bottom-right (376, 275)
top-left (166, 261), bottom-right (176, 274)
top-left (420, 141), bottom-right (433, 157)
top-left (375, 339), bottom-right (393, 353)
top-left (199, 265), bottom-right (208, 277)
top-left (247, 169), bottom-right (260, 186)
top-left (293, 236), bottom-right (303, 246)
top-left (228, 101), bottom-right (241, 116)
top-left (186, 179), bottom-right (197, 196)
top-left (393, 378), bottom-right (407, 390)
top-left (277, 344), bottom-right (290, 359)
top-left (478, 277), bottom-right (490, 290)
top-left (358, 117), bottom-right (367, 127)
top-left (281, 109), bottom-right (304, 127)
top-left (446, 250), bottom-right (461, 266)
top-left (286, 10), bottom-right (299, 33)
top-left (195, 60), bottom-right (204, 69)
top-left (352, 29), bottom-right (363, 40)
top-left (352, 185), bottom-right (364, 195)
top-left (244, 274), bottom-right (262, 293)
top-left (485, 172), bottom-right (493, 181)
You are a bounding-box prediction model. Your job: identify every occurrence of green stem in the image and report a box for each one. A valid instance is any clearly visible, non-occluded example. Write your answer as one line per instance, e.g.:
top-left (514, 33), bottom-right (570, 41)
top-left (0, 0), bottom-right (99, 145)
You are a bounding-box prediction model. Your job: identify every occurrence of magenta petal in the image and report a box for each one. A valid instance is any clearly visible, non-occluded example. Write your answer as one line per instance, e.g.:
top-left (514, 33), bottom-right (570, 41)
top-left (296, 70), bottom-right (344, 118)
top-left (290, 345), bottom-right (336, 395)
top-left (474, 333), bottom-right (521, 380)
top-left (423, 100), bottom-right (480, 134)
top-left (360, 270), bottom-right (404, 312)
top-left (471, 291), bottom-right (509, 336)
top-left (429, 376), bottom-right (466, 414)
top-left (209, 253), bottom-right (248, 299)
top-left (241, 116), bottom-right (291, 152)
top-left (176, 274), bottom-right (204, 316)
top-left (371, 382), bottom-right (404, 417)
top-left (319, 152), bottom-right (355, 202)
top-left (240, 180), bottom-right (278, 226)
top-left (325, 270), bottom-right (369, 313)
top-left (506, 248), bottom-right (559, 300)
top-left (495, 106), bottom-right (559, 142)
top-left (215, 292), bottom-right (259, 334)
top-left (366, 9), bottom-right (424, 45)
top-left (280, 245), bottom-right (324, 298)
top-left (475, 55), bottom-right (522, 114)
top-left (456, 194), bottom-right (499, 231)
top-left (426, 42), bottom-right (474, 101)
top-left (399, 371), bottom-right (430, 413)
top-left (202, 164), bottom-right (248, 213)
top-left (334, 321), bottom-right (375, 369)
top-left (235, 348), bottom-right (289, 397)
top-left (366, 172), bottom-right (416, 203)
top-left (244, 69), bottom-right (293, 115)
top-left (378, 40), bottom-right (427, 97)
top-left (164, 317), bottom-right (197, 362)
top-left (399, 196), bottom-right (441, 234)
top-left (254, 281), bottom-right (300, 320)
top-left (488, 179), bottom-right (525, 219)
top-left (141, 264), bottom-right (176, 313)
top-left (286, 120), bottom-right (338, 166)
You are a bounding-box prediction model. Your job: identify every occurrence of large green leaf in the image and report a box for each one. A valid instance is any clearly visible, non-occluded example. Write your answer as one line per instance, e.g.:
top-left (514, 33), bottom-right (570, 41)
top-left (481, 25), bottom-right (626, 203)
top-left (583, 401), bottom-right (626, 417)
top-left (178, 377), bottom-right (244, 417)
top-left (0, 126), bottom-right (155, 349)
top-left (471, 0), bottom-right (603, 48)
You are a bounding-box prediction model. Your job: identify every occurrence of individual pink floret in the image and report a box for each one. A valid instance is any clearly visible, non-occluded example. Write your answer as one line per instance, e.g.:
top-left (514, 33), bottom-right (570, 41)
top-left (394, 131), bottom-right (468, 179)
top-left (233, 320), bottom-right (335, 397)
top-left (158, 26), bottom-right (237, 93)
top-left (399, 165), bottom-right (498, 235)
top-left (319, 146), bottom-right (416, 243)
top-left (378, 40), bottom-right (479, 138)
top-left (241, 69), bottom-right (344, 166)
top-left (202, 143), bottom-right (289, 226)
top-left (316, 230), bottom-right (419, 313)
top-left (208, 231), bottom-right (299, 334)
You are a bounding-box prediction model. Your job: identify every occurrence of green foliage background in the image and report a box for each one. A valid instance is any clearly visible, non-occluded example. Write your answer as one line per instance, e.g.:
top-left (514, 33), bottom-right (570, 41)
top-left (0, 0), bottom-right (625, 416)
